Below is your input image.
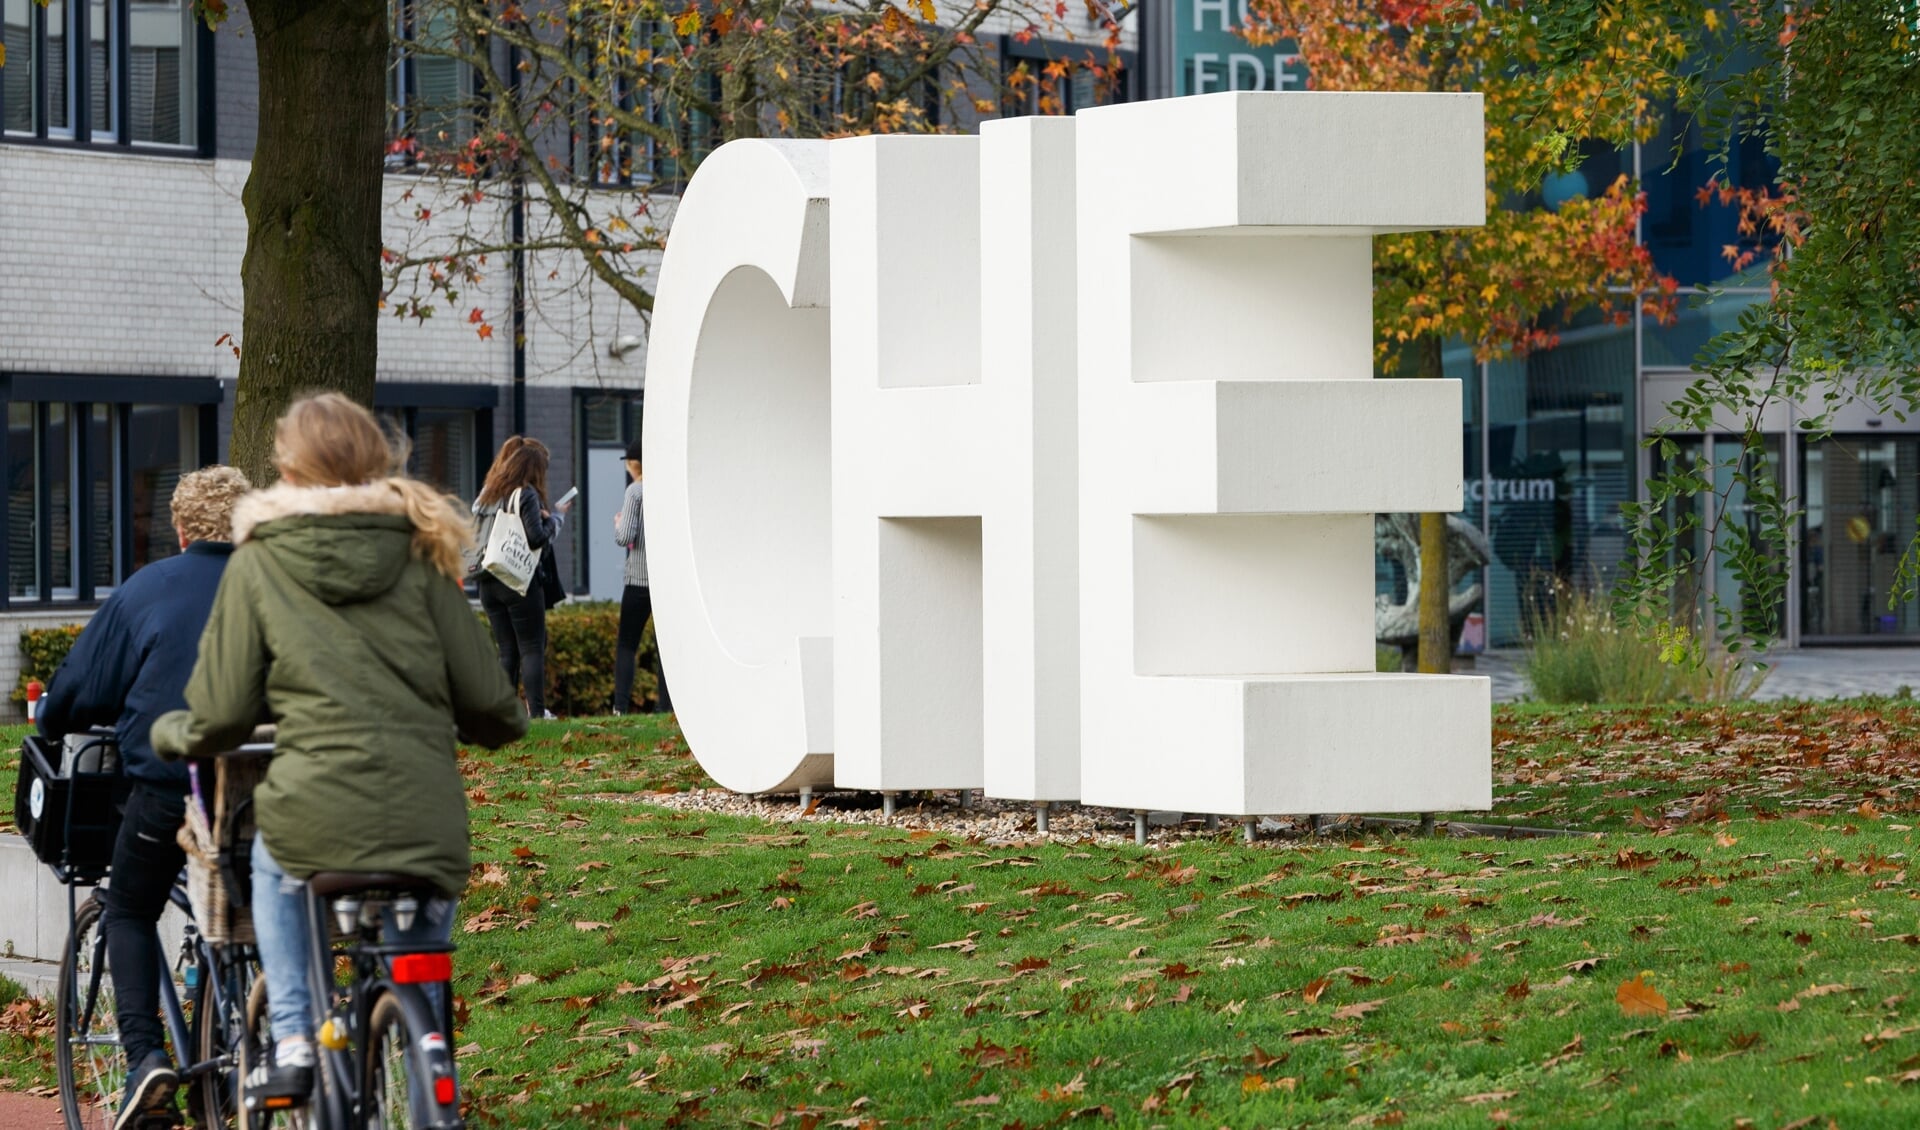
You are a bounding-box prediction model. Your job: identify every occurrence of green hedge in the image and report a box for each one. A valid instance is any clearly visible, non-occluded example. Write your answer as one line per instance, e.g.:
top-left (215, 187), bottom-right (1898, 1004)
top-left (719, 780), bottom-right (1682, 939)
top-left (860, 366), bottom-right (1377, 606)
top-left (537, 601), bottom-right (662, 717)
top-left (15, 623), bottom-right (85, 708)
top-left (19, 602), bottom-right (661, 719)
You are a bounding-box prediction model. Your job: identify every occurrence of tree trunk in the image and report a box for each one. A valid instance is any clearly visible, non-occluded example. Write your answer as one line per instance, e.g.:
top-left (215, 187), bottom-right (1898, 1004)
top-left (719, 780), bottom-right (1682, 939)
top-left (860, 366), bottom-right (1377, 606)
top-left (1416, 334), bottom-right (1453, 674)
top-left (232, 0), bottom-right (389, 485)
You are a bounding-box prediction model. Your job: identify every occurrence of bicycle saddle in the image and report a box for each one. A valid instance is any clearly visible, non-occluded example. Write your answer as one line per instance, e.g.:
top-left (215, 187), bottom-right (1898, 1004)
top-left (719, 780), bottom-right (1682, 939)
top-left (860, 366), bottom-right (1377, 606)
top-left (307, 871), bottom-right (445, 899)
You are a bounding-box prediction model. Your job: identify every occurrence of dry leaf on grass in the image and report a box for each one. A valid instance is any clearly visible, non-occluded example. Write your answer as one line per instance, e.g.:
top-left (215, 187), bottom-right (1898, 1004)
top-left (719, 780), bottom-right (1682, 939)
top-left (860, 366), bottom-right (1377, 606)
top-left (1616, 974), bottom-right (1669, 1018)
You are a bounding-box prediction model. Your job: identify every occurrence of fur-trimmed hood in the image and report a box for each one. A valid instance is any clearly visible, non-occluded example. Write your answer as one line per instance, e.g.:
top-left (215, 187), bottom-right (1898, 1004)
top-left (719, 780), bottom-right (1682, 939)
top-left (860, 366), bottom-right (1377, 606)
top-left (232, 479), bottom-right (473, 598)
top-left (232, 480), bottom-right (417, 544)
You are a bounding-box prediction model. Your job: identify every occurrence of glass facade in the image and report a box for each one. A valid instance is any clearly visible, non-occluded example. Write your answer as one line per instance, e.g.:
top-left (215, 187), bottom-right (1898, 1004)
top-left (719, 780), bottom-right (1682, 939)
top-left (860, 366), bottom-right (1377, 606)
top-left (1391, 103), bottom-right (1832, 651)
top-left (1475, 311), bottom-right (1637, 645)
top-left (1801, 437), bottom-right (1920, 639)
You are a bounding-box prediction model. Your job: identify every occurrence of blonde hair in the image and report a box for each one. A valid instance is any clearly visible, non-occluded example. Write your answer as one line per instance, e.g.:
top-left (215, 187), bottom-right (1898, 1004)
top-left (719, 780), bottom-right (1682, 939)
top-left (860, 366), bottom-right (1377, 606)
top-left (170, 465), bottom-right (252, 544)
top-left (273, 392), bottom-right (475, 580)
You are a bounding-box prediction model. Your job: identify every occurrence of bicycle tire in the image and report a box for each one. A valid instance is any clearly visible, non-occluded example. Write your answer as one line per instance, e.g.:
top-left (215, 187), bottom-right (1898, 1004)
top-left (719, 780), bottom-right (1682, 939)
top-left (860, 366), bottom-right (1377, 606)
top-left (362, 989), bottom-right (460, 1130)
top-left (55, 894), bottom-right (122, 1130)
top-left (191, 949), bottom-right (255, 1128)
top-left (236, 976), bottom-right (312, 1130)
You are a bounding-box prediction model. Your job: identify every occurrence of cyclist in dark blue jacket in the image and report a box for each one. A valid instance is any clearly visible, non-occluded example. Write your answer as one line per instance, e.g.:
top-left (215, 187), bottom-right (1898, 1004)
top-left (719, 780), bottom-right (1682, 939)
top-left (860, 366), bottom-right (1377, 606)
top-left (38, 465), bottom-right (250, 1130)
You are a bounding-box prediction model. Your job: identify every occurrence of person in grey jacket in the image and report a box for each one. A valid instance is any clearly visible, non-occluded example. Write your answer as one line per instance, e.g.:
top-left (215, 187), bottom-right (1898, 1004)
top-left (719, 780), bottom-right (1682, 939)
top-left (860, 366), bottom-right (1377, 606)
top-left (612, 438), bottom-right (658, 713)
top-left (472, 436), bottom-right (570, 719)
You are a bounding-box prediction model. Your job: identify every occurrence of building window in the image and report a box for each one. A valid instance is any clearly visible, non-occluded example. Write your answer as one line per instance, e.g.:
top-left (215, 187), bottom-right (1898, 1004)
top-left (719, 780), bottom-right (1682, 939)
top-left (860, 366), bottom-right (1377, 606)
top-left (373, 384), bottom-right (496, 507)
top-left (1, 0), bottom-right (204, 149)
top-left (3, 385), bottom-right (215, 607)
top-left (387, 0), bottom-right (473, 167)
top-left (1000, 40), bottom-right (1130, 118)
top-left (129, 0), bottom-right (196, 145)
top-left (379, 405), bottom-right (481, 502)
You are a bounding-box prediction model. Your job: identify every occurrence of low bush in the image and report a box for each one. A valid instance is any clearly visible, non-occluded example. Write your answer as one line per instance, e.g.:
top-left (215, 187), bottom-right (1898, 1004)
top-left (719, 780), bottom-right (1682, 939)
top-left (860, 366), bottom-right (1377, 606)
top-left (22, 603), bottom-right (657, 722)
top-left (1522, 586), bottom-right (1767, 704)
top-left (15, 623), bottom-right (85, 708)
top-left (477, 601), bottom-right (662, 718)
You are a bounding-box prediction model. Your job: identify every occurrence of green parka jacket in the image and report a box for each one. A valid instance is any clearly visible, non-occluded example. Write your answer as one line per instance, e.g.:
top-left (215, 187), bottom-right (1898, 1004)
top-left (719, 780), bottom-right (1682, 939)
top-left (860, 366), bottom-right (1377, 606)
top-left (152, 480), bottom-right (528, 896)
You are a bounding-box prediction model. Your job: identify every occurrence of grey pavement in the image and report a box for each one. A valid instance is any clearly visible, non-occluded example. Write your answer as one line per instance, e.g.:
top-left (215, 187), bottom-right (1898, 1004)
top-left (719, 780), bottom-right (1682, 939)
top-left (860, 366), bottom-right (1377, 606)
top-left (0, 955), bottom-right (58, 999)
top-left (1472, 647), bottom-right (1920, 704)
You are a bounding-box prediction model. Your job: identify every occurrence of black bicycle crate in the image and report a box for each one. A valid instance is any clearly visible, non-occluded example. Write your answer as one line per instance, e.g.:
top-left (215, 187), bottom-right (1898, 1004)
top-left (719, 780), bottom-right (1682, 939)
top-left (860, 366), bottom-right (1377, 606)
top-left (12, 732), bottom-right (127, 883)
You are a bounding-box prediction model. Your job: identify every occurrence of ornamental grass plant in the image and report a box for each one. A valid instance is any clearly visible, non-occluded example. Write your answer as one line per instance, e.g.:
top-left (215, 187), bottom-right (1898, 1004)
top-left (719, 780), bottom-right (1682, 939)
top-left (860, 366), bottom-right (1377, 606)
top-left (1521, 584), bottom-right (1767, 704)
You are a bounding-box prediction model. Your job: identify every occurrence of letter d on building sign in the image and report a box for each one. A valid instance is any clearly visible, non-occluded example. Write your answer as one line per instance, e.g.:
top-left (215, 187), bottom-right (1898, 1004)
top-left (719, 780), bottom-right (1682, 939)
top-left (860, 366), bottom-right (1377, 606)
top-left (646, 93), bottom-right (1493, 818)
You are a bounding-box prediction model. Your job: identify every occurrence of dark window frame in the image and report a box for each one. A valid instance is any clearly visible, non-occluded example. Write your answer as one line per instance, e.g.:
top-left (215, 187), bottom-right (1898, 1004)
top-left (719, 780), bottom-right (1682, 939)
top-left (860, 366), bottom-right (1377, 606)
top-left (372, 382), bottom-right (495, 502)
top-left (996, 35), bottom-right (1138, 119)
top-left (1, 373), bottom-right (219, 611)
top-left (1, 0), bottom-right (216, 157)
top-left (385, 0), bottom-right (477, 173)
top-left (570, 387), bottom-right (643, 596)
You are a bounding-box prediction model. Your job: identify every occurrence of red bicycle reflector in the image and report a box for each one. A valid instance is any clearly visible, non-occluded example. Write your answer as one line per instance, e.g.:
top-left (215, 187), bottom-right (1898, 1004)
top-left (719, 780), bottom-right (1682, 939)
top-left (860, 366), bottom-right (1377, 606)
top-left (435, 1077), bottom-right (456, 1106)
top-left (391, 953), bottom-right (452, 983)
top-left (264, 1097), bottom-right (293, 1110)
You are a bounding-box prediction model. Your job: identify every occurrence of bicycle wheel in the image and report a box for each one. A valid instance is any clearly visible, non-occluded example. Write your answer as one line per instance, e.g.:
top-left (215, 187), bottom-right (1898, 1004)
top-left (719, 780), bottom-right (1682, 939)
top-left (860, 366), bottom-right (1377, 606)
top-left (55, 895), bottom-right (122, 1130)
top-left (236, 977), bottom-right (310, 1130)
top-left (363, 990), bottom-right (458, 1130)
top-left (191, 950), bottom-right (255, 1128)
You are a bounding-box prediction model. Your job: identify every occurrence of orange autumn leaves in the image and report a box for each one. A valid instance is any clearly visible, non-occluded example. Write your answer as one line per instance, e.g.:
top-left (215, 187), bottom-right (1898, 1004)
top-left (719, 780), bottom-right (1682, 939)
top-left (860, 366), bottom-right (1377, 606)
top-left (1243, 0), bottom-right (1685, 367)
top-left (1616, 971), bottom-right (1671, 1018)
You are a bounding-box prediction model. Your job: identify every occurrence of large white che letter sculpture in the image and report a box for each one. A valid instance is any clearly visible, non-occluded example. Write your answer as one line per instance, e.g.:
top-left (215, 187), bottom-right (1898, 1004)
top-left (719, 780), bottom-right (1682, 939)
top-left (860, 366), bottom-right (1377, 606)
top-left (641, 140), bottom-right (836, 796)
top-left (645, 92), bottom-right (1492, 820)
top-left (1075, 93), bottom-right (1491, 819)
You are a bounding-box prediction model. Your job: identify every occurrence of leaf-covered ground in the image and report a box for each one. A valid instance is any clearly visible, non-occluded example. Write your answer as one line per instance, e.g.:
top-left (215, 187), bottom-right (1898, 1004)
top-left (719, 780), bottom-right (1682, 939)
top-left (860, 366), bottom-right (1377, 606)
top-left (11, 705), bottom-right (1920, 1127)
top-left (445, 707), bottom-right (1920, 1128)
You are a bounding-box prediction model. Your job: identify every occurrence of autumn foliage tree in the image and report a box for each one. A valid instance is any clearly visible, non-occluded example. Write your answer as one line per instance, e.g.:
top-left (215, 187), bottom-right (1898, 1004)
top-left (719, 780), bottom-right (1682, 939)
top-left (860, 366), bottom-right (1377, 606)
top-left (381, 0), bottom-right (1104, 335)
top-left (1243, 0), bottom-right (1684, 672)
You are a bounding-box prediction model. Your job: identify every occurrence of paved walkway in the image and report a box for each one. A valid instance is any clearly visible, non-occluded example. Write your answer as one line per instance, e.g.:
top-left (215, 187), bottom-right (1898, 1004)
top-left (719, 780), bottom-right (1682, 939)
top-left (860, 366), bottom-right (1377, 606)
top-left (0, 1093), bottom-right (61, 1130)
top-left (1473, 647), bottom-right (1920, 704)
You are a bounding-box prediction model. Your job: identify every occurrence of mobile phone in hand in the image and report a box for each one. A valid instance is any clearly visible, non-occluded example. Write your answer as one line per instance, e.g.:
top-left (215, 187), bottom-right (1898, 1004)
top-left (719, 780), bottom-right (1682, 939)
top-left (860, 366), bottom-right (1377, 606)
top-left (555, 486), bottom-right (579, 510)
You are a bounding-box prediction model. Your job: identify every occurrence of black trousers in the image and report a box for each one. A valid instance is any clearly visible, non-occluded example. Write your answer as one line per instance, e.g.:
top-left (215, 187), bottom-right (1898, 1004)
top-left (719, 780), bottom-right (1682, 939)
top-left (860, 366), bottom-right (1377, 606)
top-left (478, 573), bottom-right (548, 718)
top-left (100, 783), bottom-right (187, 1067)
top-left (614, 585), bottom-right (653, 714)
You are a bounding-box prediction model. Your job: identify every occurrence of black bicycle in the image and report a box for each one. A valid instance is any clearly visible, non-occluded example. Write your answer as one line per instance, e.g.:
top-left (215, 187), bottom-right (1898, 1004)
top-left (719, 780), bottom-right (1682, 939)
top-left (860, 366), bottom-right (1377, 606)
top-left (14, 730), bottom-right (258, 1130)
top-left (57, 879), bottom-right (258, 1129)
top-left (238, 872), bottom-right (465, 1130)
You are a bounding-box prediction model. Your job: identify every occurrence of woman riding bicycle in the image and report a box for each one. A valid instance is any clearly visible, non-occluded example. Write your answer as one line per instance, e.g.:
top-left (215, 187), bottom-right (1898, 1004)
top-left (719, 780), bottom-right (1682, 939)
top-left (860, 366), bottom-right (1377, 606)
top-left (154, 393), bottom-right (528, 1107)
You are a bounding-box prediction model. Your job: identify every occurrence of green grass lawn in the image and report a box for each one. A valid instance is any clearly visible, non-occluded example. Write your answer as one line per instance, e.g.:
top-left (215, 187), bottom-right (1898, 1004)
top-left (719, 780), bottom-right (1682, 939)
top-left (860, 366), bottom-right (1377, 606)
top-left (10, 706), bottom-right (1920, 1127)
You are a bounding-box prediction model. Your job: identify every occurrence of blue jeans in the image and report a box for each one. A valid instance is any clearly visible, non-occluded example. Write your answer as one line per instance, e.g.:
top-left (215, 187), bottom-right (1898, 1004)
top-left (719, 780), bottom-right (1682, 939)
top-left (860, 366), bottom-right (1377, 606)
top-left (250, 835), bottom-right (457, 1042)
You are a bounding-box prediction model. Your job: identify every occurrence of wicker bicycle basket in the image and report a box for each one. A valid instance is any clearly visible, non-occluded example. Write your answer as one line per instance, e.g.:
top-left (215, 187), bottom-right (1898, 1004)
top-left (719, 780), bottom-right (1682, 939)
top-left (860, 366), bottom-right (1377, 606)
top-left (176, 754), bottom-right (269, 945)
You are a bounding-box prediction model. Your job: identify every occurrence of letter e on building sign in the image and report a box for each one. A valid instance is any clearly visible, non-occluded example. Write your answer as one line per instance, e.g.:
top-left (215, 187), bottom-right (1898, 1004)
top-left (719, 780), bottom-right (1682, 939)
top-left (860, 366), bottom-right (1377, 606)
top-left (644, 93), bottom-right (1494, 820)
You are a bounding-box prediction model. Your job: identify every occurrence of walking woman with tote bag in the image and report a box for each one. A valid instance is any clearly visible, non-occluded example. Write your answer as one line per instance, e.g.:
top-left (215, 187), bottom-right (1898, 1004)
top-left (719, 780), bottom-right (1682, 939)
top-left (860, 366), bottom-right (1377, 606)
top-left (472, 436), bottom-right (571, 719)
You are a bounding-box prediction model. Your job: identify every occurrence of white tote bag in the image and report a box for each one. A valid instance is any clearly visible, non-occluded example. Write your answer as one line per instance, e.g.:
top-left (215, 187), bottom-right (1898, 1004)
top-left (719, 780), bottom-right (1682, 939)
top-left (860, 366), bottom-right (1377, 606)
top-left (481, 488), bottom-right (539, 596)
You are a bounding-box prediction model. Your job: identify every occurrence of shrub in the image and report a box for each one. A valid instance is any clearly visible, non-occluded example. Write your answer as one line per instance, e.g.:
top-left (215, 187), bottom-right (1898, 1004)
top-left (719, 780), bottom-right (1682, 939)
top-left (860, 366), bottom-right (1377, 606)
top-left (15, 623), bottom-right (86, 708)
top-left (476, 601), bottom-right (661, 718)
top-left (1521, 586), bottom-right (1767, 705)
top-left (23, 603), bottom-right (657, 722)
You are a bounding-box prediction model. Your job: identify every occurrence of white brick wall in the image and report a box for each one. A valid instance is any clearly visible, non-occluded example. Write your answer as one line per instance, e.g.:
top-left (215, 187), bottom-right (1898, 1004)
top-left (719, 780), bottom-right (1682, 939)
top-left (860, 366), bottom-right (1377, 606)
top-left (0, 147), bottom-right (648, 392)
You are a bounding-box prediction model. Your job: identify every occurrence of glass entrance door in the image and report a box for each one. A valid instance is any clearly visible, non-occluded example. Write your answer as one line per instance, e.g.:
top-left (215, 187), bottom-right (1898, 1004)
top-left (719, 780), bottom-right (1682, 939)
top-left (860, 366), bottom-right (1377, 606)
top-left (1801, 436), bottom-right (1920, 639)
